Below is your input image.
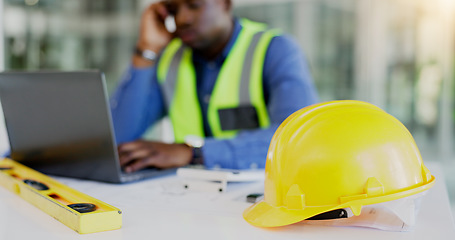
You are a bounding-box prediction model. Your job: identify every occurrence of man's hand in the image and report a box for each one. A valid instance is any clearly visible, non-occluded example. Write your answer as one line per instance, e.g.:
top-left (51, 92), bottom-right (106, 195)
top-left (133, 2), bottom-right (174, 67)
top-left (118, 140), bottom-right (193, 173)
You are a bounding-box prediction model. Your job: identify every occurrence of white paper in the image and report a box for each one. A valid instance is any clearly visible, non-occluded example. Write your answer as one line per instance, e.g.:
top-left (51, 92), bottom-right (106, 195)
top-left (302, 192), bottom-right (427, 232)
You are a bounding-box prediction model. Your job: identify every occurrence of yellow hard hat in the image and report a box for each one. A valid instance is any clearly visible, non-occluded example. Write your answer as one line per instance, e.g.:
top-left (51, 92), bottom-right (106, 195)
top-left (243, 100), bottom-right (435, 227)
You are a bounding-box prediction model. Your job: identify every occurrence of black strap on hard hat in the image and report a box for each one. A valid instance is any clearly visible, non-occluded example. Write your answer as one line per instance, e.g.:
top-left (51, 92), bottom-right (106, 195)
top-left (307, 209), bottom-right (349, 220)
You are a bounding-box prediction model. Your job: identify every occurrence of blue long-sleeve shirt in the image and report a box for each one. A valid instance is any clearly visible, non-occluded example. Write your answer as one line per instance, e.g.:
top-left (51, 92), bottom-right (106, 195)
top-left (110, 19), bottom-right (318, 169)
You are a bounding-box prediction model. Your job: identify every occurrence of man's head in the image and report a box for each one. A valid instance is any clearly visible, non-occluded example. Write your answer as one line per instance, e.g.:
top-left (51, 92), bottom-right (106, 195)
top-left (165, 0), bottom-right (233, 54)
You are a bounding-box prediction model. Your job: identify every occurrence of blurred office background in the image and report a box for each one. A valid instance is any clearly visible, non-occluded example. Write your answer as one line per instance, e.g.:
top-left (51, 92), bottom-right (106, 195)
top-left (0, 0), bottom-right (454, 214)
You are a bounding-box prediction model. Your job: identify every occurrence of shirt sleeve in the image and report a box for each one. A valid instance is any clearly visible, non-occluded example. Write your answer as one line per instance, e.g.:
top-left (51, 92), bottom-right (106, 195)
top-left (202, 35), bottom-right (319, 169)
top-left (110, 65), bottom-right (166, 144)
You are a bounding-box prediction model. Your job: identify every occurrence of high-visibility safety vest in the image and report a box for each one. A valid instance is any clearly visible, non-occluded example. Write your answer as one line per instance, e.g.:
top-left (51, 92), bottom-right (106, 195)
top-left (157, 19), bottom-right (278, 143)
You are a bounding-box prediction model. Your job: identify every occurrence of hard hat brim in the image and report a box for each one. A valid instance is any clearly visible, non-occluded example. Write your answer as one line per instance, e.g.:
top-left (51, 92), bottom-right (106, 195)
top-left (243, 200), bottom-right (335, 228)
top-left (243, 176), bottom-right (436, 228)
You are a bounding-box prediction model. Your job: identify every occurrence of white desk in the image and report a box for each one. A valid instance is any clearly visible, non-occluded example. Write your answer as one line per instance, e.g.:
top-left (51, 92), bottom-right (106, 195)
top-left (0, 162), bottom-right (454, 240)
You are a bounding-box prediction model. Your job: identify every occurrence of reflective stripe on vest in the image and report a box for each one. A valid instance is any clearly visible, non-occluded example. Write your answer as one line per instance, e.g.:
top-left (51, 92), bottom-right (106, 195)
top-left (157, 20), bottom-right (278, 143)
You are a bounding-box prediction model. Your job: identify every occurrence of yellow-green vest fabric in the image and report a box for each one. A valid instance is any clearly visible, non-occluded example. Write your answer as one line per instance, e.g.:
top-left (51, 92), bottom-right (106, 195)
top-left (157, 19), bottom-right (277, 143)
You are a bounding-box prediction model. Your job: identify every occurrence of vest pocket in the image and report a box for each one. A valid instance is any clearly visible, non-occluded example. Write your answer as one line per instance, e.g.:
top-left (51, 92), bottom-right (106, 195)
top-left (218, 105), bottom-right (260, 131)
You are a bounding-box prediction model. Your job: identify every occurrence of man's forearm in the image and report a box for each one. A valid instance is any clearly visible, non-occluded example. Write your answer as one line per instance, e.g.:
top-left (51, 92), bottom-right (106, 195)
top-left (110, 66), bottom-right (165, 144)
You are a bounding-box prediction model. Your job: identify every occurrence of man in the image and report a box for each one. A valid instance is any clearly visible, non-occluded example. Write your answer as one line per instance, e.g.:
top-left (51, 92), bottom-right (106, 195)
top-left (110, 0), bottom-right (318, 173)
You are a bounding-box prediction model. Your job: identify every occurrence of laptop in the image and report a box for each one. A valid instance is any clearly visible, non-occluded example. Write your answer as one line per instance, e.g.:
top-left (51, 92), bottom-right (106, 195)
top-left (0, 71), bottom-right (175, 183)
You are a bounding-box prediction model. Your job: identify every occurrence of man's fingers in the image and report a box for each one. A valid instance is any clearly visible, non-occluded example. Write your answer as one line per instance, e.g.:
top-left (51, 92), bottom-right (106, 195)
top-left (143, 3), bottom-right (168, 28)
top-left (155, 2), bottom-right (169, 20)
top-left (124, 158), bottom-right (153, 173)
top-left (120, 148), bottom-right (157, 166)
top-left (118, 141), bottom-right (145, 153)
top-left (117, 141), bottom-right (192, 171)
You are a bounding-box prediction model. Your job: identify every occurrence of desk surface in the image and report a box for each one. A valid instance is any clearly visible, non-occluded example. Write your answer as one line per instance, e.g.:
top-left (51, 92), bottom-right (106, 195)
top-left (0, 162), bottom-right (454, 240)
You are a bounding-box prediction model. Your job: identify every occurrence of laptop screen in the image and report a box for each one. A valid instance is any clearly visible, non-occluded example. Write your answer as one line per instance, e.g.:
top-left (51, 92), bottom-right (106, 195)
top-left (0, 71), bottom-right (122, 182)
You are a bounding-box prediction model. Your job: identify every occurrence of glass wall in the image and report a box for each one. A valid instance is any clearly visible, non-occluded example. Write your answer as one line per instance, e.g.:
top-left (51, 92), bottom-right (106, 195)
top-left (1, 0), bottom-right (455, 208)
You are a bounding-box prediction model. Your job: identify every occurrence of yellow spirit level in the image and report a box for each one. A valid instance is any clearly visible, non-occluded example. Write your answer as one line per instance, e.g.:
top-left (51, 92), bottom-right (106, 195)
top-left (0, 158), bottom-right (122, 234)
